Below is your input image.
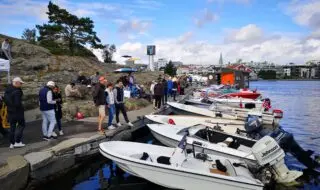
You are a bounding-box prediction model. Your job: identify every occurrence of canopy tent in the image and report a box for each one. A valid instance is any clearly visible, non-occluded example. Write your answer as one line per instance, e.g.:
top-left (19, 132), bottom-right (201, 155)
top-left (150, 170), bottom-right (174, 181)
top-left (114, 68), bottom-right (138, 73)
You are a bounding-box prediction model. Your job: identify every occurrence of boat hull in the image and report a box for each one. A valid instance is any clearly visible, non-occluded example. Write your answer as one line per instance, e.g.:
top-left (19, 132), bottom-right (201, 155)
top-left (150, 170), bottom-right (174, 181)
top-left (99, 142), bottom-right (263, 190)
top-left (150, 128), bottom-right (256, 163)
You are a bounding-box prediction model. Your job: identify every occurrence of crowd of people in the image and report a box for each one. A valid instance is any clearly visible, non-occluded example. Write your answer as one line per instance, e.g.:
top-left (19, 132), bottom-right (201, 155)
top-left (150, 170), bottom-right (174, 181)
top-left (0, 67), bottom-right (192, 149)
top-left (150, 75), bottom-right (191, 110)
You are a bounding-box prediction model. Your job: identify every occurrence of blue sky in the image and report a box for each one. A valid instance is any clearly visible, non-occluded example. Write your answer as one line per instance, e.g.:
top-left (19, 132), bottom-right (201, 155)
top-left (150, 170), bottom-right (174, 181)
top-left (0, 0), bottom-right (319, 65)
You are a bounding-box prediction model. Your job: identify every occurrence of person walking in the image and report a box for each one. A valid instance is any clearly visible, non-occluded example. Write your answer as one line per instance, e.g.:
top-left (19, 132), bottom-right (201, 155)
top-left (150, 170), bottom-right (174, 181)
top-left (1, 38), bottom-right (12, 61)
top-left (153, 79), bottom-right (164, 109)
top-left (180, 77), bottom-right (186, 95)
top-left (39, 81), bottom-right (58, 140)
top-left (150, 80), bottom-right (156, 109)
top-left (53, 85), bottom-right (63, 135)
top-left (162, 78), bottom-right (168, 105)
top-left (4, 77), bottom-right (25, 148)
top-left (167, 77), bottom-right (173, 98)
top-left (93, 77), bottom-right (107, 133)
top-left (172, 77), bottom-right (178, 101)
top-left (105, 82), bottom-right (116, 130)
top-left (113, 80), bottom-right (134, 127)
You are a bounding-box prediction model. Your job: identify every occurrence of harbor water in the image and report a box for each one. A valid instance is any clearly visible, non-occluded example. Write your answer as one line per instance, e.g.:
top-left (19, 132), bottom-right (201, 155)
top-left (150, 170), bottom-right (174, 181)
top-left (42, 81), bottom-right (320, 190)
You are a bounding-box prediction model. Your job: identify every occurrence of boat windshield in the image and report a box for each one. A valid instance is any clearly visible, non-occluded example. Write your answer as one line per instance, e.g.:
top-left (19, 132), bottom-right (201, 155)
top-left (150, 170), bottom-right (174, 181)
top-left (176, 124), bottom-right (206, 136)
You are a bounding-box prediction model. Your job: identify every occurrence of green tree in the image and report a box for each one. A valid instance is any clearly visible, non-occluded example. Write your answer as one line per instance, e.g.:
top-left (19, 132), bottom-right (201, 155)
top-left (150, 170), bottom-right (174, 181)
top-left (258, 70), bottom-right (277, 79)
top-left (21, 28), bottom-right (36, 43)
top-left (103, 44), bottom-right (116, 63)
top-left (36, 1), bottom-right (103, 55)
top-left (164, 60), bottom-right (177, 76)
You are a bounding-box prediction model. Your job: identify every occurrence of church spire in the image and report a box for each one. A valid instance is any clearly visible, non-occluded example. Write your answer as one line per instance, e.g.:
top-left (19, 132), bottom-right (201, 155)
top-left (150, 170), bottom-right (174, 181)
top-left (219, 52), bottom-right (223, 67)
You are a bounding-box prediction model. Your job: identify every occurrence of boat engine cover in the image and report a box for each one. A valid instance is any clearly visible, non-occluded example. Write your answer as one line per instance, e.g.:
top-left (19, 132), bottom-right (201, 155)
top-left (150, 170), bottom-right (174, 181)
top-left (252, 136), bottom-right (284, 166)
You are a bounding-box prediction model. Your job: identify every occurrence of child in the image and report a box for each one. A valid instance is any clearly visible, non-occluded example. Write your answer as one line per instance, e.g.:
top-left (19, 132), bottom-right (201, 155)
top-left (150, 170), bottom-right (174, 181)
top-left (53, 85), bottom-right (63, 135)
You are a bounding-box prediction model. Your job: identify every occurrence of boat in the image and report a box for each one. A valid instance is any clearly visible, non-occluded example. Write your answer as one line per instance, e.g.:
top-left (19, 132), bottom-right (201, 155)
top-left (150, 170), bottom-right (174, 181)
top-left (147, 123), bottom-right (256, 162)
top-left (227, 89), bottom-right (261, 100)
top-left (167, 102), bottom-right (238, 120)
top-left (145, 114), bottom-right (245, 127)
top-left (209, 95), bottom-right (264, 109)
top-left (167, 102), bottom-right (277, 125)
top-left (99, 135), bottom-right (302, 189)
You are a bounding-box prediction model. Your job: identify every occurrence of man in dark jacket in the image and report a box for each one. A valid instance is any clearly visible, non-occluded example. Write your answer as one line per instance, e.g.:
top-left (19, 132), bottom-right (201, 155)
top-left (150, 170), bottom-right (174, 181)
top-left (93, 77), bottom-right (107, 133)
top-left (53, 85), bottom-right (63, 135)
top-left (153, 79), bottom-right (164, 109)
top-left (4, 77), bottom-right (25, 148)
top-left (162, 78), bottom-right (168, 105)
top-left (113, 80), bottom-right (133, 127)
top-left (39, 81), bottom-right (57, 141)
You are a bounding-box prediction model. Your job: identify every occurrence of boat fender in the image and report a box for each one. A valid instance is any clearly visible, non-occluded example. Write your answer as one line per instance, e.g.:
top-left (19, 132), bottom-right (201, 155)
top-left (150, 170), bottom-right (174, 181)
top-left (273, 109), bottom-right (283, 119)
top-left (168, 118), bottom-right (176, 125)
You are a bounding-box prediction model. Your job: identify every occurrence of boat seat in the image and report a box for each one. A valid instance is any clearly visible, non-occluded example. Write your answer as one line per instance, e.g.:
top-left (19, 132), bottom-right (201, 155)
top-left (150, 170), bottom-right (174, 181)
top-left (237, 145), bottom-right (252, 153)
top-left (224, 159), bottom-right (237, 177)
top-left (157, 156), bottom-right (171, 165)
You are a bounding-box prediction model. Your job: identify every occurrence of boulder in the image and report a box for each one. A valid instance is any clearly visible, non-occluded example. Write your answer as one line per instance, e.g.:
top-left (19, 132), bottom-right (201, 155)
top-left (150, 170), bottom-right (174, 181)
top-left (0, 155), bottom-right (29, 190)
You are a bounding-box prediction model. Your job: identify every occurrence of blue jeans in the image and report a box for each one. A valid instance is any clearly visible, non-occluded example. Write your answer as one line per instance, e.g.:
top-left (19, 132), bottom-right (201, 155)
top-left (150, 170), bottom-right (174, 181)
top-left (108, 104), bottom-right (115, 126)
top-left (41, 110), bottom-right (56, 137)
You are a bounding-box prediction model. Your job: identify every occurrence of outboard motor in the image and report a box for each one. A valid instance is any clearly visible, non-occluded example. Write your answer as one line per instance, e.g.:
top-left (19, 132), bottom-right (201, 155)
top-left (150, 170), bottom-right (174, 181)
top-left (244, 114), bottom-right (263, 139)
top-left (251, 136), bottom-right (303, 184)
top-left (269, 128), bottom-right (319, 169)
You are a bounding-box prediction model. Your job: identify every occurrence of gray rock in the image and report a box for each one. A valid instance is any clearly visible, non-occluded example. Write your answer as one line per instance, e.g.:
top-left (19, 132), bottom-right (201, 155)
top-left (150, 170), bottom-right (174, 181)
top-left (0, 155), bottom-right (29, 190)
top-left (24, 151), bottom-right (53, 171)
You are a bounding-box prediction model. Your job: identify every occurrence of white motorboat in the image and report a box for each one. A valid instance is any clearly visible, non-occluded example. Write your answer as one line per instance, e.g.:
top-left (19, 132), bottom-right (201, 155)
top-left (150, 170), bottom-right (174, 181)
top-left (145, 114), bottom-right (245, 127)
top-left (99, 136), bottom-right (302, 189)
top-left (167, 102), bottom-right (277, 125)
top-left (167, 102), bottom-right (238, 120)
top-left (210, 96), bottom-right (264, 109)
top-left (147, 123), bottom-right (256, 162)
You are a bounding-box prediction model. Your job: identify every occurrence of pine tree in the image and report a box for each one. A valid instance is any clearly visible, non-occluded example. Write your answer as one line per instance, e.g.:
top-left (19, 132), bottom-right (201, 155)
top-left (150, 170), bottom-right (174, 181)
top-left (36, 1), bottom-right (103, 55)
top-left (164, 60), bottom-right (177, 76)
top-left (21, 28), bottom-right (36, 43)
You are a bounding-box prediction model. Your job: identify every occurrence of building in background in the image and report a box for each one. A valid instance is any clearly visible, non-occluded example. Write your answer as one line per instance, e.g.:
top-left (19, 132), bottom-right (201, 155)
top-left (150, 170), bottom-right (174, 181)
top-left (156, 58), bottom-right (168, 70)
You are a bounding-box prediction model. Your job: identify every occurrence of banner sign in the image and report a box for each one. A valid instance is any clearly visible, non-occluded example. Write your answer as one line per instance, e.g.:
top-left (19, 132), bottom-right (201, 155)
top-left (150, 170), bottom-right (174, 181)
top-left (147, 45), bottom-right (156, 55)
top-left (0, 59), bottom-right (10, 71)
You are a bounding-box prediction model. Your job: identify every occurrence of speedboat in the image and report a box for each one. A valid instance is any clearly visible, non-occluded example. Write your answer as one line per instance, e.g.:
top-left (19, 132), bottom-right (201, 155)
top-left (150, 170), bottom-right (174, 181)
top-left (167, 102), bottom-right (238, 119)
top-left (145, 114), bottom-right (245, 127)
top-left (147, 123), bottom-right (257, 162)
top-left (167, 102), bottom-right (278, 125)
top-left (146, 114), bottom-right (319, 170)
top-left (99, 135), bottom-right (302, 189)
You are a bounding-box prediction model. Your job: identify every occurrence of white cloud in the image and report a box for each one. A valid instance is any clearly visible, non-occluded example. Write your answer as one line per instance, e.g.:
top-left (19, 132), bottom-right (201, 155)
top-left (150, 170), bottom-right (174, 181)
top-left (102, 26), bottom-right (320, 66)
top-left (207, 0), bottom-right (252, 4)
top-left (225, 24), bottom-right (264, 42)
top-left (194, 8), bottom-right (219, 28)
top-left (286, 0), bottom-right (320, 29)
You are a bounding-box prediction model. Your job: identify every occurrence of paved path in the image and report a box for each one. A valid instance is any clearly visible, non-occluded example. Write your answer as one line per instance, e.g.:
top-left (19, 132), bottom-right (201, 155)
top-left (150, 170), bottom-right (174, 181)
top-left (0, 88), bottom-right (193, 166)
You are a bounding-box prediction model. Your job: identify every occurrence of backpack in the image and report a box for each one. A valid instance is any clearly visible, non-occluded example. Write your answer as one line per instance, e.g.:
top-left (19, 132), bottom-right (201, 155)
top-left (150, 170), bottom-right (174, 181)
top-left (3, 90), bottom-right (14, 107)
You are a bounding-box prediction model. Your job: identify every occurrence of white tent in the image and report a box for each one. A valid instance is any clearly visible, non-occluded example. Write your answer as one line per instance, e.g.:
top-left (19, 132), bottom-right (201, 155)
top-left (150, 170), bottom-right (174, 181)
top-left (0, 58), bottom-right (10, 83)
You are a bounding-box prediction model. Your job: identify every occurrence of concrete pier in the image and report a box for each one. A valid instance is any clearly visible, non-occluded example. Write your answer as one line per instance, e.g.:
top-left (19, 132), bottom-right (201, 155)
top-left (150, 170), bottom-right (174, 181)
top-left (0, 90), bottom-right (193, 190)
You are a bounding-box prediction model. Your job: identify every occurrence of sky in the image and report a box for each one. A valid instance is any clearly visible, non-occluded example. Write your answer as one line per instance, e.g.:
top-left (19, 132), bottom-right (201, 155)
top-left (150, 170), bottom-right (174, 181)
top-left (0, 0), bottom-right (320, 65)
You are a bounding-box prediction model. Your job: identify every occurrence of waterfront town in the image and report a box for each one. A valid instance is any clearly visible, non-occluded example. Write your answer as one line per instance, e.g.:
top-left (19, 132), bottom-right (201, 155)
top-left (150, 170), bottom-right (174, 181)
top-left (1, 0), bottom-right (320, 190)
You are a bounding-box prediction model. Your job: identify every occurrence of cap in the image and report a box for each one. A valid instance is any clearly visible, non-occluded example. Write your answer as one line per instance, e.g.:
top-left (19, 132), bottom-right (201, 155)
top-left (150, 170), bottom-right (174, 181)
top-left (12, 77), bottom-right (25, 84)
top-left (225, 137), bottom-right (233, 142)
top-left (99, 76), bottom-right (105, 81)
top-left (47, 81), bottom-right (55, 87)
